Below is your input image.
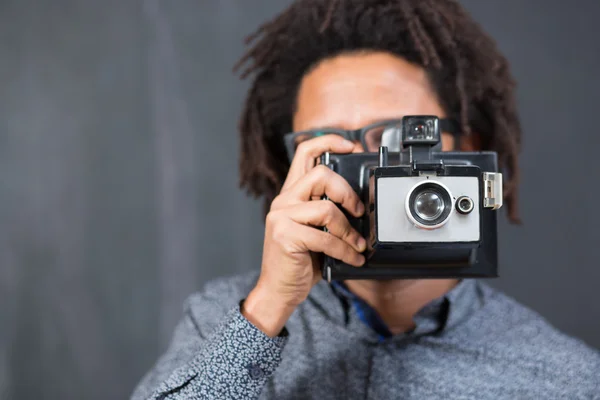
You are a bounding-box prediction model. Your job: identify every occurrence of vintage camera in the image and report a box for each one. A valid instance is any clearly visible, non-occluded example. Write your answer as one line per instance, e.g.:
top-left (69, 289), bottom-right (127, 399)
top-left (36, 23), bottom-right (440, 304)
top-left (320, 116), bottom-right (503, 281)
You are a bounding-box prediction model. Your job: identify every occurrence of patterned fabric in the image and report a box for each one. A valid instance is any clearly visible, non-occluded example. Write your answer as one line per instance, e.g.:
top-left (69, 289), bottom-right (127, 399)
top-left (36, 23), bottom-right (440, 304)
top-left (150, 304), bottom-right (287, 399)
top-left (131, 271), bottom-right (600, 399)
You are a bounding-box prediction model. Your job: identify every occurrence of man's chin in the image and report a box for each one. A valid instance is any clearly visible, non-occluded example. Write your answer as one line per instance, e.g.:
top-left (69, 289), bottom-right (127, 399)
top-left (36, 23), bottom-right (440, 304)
top-left (344, 278), bottom-right (460, 296)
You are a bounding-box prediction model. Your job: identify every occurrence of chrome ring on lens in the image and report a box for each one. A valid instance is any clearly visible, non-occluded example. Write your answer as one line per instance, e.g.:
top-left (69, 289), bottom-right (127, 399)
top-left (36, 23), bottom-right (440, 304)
top-left (405, 181), bottom-right (453, 230)
top-left (456, 196), bottom-right (474, 215)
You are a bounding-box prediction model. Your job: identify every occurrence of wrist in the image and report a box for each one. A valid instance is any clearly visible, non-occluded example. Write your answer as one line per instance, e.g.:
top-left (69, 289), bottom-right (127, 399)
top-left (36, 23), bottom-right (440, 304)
top-left (242, 285), bottom-right (296, 338)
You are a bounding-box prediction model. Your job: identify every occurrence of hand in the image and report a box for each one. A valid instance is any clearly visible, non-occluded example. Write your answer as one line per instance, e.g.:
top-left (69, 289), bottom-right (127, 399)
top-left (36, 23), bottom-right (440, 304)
top-left (243, 135), bottom-right (366, 337)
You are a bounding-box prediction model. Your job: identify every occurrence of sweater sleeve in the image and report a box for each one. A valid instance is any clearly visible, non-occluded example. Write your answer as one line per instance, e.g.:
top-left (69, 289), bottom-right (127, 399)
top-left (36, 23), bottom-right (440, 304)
top-left (130, 297), bottom-right (288, 400)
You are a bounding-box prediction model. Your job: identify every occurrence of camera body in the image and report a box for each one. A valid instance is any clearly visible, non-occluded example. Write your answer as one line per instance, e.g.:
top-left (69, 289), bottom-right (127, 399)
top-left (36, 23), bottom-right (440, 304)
top-left (320, 116), bottom-right (503, 281)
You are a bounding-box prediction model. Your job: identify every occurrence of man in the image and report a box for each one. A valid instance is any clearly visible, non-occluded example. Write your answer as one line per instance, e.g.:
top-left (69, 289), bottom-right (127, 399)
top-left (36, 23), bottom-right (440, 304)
top-left (132, 1), bottom-right (600, 399)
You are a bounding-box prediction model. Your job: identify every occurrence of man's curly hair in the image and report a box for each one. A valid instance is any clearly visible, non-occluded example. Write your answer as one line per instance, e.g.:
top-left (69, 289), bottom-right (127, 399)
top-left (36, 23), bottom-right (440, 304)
top-left (233, 0), bottom-right (522, 223)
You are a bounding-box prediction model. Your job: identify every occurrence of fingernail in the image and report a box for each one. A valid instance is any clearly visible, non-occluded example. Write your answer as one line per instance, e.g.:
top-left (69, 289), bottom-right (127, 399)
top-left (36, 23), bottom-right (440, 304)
top-left (356, 202), bottom-right (365, 215)
top-left (355, 255), bottom-right (365, 267)
top-left (343, 139), bottom-right (354, 148)
top-left (356, 236), bottom-right (366, 251)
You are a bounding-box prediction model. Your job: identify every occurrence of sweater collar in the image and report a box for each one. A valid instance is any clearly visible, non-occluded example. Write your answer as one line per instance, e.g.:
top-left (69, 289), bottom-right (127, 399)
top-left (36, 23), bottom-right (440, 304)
top-left (309, 277), bottom-right (481, 341)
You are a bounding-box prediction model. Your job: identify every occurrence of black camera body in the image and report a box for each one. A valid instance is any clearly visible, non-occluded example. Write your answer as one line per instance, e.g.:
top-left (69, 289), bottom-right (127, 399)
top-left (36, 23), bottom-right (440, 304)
top-left (320, 116), bottom-right (503, 281)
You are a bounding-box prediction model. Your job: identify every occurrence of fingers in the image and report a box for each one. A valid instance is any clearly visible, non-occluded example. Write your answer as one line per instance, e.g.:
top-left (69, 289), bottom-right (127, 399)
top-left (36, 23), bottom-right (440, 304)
top-left (282, 135), bottom-right (355, 191)
top-left (267, 134), bottom-right (366, 269)
top-left (286, 200), bottom-right (367, 254)
top-left (291, 223), bottom-right (365, 267)
top-left (275, 165), bottom-right (364, 218)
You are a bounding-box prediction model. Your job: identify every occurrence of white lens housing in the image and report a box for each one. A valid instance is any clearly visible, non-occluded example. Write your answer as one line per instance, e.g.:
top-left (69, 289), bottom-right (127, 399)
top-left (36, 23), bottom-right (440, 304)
top-left (405, 180), bottom-right (454, 230)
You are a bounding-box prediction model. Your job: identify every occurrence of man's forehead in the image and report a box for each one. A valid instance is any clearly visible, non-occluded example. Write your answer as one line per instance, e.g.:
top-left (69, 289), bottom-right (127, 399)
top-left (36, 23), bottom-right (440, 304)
top-left (292, 56), bottom-right (445, 132)
top-left (300, 115), bottom-right (401, 132)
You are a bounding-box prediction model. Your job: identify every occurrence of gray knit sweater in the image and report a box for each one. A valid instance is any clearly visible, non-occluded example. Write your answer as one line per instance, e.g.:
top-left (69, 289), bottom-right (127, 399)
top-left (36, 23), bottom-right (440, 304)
top-left (131, 271), bottom-right (600, 399)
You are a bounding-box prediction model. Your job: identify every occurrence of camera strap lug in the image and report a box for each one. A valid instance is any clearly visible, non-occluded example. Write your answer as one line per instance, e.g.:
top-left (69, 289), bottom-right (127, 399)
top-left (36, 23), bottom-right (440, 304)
top-left (483, 172), bottom-right (503, 209)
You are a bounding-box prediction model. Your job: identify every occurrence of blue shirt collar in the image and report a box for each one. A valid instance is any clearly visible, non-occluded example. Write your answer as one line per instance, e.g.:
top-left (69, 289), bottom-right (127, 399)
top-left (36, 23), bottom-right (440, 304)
top-left (328, 279), bottom-right (480, 340)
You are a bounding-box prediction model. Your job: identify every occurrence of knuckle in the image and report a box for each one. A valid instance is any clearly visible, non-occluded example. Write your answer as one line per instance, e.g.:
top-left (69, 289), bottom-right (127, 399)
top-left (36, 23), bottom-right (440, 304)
top-left (271, 192), bottom-right (295, 212)
top-left (270, 220), bottom-right (289, 245)
top-left (280, 238), bottom-right (298, 255)
top-left (269, 198), bottom-right (280, 211)
top-left (324, 200), bottom-right (339, 216)
top-left (320, 201), bottom-right (338, 225)
top-left (341, 221), bottom-right (354, 241)
top-left (322, 232), bottom-right (336, 248)
top-left (312, 164), bottom-right (331, 178)
top-left (265, 210), bottom-right (283, 231)
top-left (295, 140), bottom-right (311, 156)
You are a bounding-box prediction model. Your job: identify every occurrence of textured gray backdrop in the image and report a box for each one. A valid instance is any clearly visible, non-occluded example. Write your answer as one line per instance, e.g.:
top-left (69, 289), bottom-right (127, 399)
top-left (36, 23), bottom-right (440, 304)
top-left (1, 1), bottom-right (599, 399)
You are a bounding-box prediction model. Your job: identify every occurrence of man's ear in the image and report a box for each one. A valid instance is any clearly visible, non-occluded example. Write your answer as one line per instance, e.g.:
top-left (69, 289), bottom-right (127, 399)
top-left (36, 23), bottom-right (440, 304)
top-left (460, 132), bottom-right (482, 151)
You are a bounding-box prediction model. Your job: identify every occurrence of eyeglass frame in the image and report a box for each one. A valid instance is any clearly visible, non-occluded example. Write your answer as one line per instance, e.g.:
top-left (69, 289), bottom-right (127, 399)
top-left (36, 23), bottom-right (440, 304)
top-left (282, 117), bottom-right (462, 162)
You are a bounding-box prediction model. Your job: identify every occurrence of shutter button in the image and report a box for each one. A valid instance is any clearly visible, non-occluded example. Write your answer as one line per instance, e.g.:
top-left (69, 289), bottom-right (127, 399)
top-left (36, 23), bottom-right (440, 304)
top-left (248, 364), bottom-right (265, 379)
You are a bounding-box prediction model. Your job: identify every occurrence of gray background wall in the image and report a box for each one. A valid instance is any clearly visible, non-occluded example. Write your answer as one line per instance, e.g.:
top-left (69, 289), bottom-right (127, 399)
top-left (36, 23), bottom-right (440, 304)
top-left (1, 1), bottom-right (598, 399)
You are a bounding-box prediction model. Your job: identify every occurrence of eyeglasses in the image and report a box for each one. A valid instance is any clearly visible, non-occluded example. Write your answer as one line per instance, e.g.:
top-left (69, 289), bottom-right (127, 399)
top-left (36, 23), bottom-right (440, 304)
top-left (283, 117), bottom-right (461, 162)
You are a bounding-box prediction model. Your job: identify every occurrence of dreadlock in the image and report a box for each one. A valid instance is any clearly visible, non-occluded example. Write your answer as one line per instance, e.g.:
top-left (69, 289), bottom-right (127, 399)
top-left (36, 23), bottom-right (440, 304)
top-left (234, 0), bottom-right (522, 223)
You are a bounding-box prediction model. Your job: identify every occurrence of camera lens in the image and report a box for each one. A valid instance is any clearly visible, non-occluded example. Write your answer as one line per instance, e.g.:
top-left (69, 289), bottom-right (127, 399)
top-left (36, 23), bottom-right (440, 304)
top-left (406, 181), bottom-right (453, 229)
top-left (456, 196), bottom-right (474, 214)
top-left (414, 191), bottom-right (444, 221)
